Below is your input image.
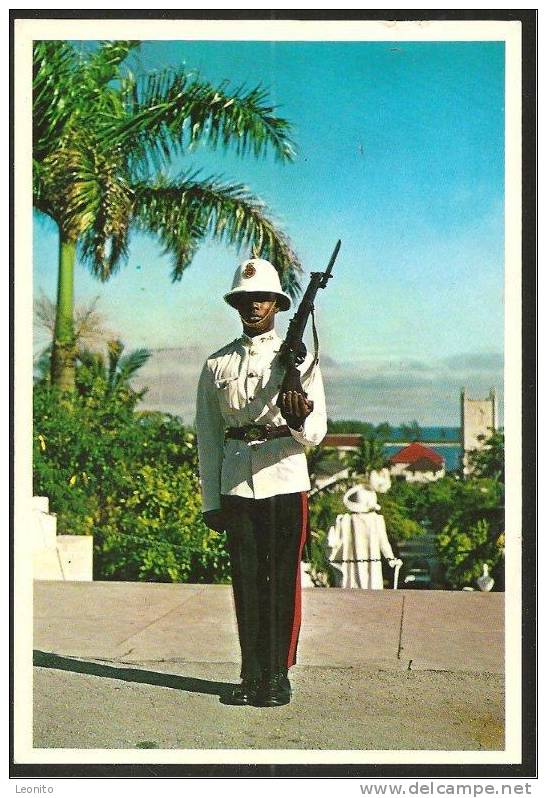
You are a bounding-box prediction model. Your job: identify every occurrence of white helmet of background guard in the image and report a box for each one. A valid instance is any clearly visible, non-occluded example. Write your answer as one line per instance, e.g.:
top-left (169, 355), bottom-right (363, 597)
top-left (224, 258), bottom-right (291, 311)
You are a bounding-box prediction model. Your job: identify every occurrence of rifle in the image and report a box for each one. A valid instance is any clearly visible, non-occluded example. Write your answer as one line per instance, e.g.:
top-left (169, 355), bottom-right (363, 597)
top-left (276, 240), bottom-right (341, 407)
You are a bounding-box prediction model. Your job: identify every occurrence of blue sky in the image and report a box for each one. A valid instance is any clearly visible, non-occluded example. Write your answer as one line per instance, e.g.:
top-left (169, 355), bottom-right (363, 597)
top-left (33, 39), bottom-right (505, 425)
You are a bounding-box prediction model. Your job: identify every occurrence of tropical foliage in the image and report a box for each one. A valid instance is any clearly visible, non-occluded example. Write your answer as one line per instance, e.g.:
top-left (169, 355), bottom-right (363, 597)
top-left (376, 487), bottom-right (424, 542)
top-left (400, 420), bottom-right (423, 441)
top-left (346, 432), bottom-right (388, 478)
top-left (436, 429), bottom-right (505, 588)
top-left (466, 428), bottom-right (504, 482)
top-left (33, 381), bottom-right (230, 583)
top-left (307, 490), bottom-right (346, 586)
top-left (326, 419), bottom-right (392, 438)
top-left (33, 40), bottom-right (301, 390)
top-left (381, 470), bottom-right (504, 590)
top-left (76, 339), bottom-right (151, 402)
top-left (34, 293), bottom-right (117, 382)
top-left (437, 513), bottom-right (504, 590)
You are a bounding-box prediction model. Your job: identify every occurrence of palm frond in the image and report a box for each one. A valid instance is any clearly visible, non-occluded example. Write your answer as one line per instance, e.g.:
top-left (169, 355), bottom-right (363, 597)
top-left (34, 292), bottom-right (116, 354)
top-left (39, 127), bottom-right (134, 264)
top-left (106, 339), bottom-right (124, 391)
top-left (73, 296), bottom-right (115, 347)
top-left (109, 68), bottom-right (295, 171)
top-left (346, 435), bottom-right (387, 477)
top-left (33, 40), bottom-right (80, 161)
top-left (132, 174), bottom-right (302, 295)
top-left (84, 40), bottom-right (139, 87)
top-left (33, 39), bottom-right (301, 391)
top-left (34, 292), bottom-right (57, 335)
top-left (66, 144), bottom-right (134, 279)
top-left (115, 348), bottom-right (152, 387)
top-left (103, 339), bottom-right (151, 392)
top-left (33, 344), bottom-right (52, 384)
top-left (76, 347), bottom-right (106, 380)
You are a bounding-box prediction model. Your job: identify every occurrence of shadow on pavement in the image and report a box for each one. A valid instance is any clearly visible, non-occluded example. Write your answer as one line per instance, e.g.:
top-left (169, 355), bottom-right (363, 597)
top-left (33, 650), bottom-right (234, 702)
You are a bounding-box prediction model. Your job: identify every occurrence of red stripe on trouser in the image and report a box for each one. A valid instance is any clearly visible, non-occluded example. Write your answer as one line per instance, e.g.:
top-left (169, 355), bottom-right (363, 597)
top-left (287, 491), bottom-right (308, 668)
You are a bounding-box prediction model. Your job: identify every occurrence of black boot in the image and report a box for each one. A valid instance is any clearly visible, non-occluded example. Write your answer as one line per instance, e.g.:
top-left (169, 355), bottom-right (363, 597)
top-left (255, 672), bottom-right (292, 707)
top-left (228, 676), bottom-right (260, 706)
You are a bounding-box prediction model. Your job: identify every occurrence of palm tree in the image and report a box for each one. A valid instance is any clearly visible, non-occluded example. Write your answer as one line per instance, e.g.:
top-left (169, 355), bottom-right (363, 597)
top-left (33, 40), bottom-right (301, 391)
top-left (77, 339), bottom-right (151, 401)
top-left (346, 433), bottom-right (387, 479)
top-left (33, 293), bottom-right (117, 384)
top-left (401, 420), bottom-right (422, 442)
top-left (34, 292), bottom-right (116, 349)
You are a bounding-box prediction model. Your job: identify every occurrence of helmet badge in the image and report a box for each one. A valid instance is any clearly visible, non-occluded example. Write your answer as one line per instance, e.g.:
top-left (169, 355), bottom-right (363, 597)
top-left (243, 262), bottom-right (256, 278)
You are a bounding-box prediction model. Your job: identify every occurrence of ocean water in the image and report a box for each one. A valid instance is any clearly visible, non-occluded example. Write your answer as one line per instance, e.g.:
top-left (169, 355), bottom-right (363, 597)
top-left (388, 426), bottom-right (461, 443)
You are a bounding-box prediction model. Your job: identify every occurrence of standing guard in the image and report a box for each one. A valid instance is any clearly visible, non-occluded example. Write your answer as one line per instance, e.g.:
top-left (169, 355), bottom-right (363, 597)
top-left (195, 257), bottom-right (328, 707)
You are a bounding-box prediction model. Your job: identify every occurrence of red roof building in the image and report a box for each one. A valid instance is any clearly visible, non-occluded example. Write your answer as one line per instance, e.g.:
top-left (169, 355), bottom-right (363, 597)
top-left (389, 442), bottom-right (444, 467)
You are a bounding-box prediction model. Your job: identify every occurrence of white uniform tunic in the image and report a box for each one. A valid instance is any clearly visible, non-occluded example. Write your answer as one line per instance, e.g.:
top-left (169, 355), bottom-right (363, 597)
top-left (195, 330), bottom-right (327, 512)
top-left (328, 511), bottom-right (395, 589)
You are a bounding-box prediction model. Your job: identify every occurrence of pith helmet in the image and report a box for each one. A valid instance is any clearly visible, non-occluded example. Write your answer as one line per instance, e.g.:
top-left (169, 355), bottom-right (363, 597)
top-left (224, 258), bottom-right (291, 311)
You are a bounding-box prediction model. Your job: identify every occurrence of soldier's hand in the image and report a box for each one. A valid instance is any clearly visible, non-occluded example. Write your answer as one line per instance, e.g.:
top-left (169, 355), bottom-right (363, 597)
top-left (202, 510), bottom-right (226, 532)
top-left (279, 390), bottom-right (314, 430)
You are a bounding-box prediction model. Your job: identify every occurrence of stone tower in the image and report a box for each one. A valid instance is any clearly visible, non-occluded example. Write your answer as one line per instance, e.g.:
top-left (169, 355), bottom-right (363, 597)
top-left (460, 388), bottom-right (498, 475)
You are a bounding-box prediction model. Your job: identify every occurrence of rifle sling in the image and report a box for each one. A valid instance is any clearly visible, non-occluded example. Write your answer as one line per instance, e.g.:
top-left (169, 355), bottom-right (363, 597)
top-left (311, 306), bottom-right (319, 366)
top-left (297, 306), bottom-right (320, 386)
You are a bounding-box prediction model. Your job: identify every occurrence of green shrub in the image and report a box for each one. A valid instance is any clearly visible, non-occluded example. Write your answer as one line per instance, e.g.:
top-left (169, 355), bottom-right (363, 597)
top-left (379, 474), bottom-right (504, 589)
top-left (307, 490), bottom-right (346, 586)
top-left (436, 477), bottom-right (504, 589)
top-left (33, 384), bottom-right (231, 583)
top-left (95, 461), bottom-right (230, 582)
top-left (376, 490), bottom-right (424, 542)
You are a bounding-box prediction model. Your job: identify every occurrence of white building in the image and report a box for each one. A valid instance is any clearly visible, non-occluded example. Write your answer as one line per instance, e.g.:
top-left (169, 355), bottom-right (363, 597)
top-left (388, 442), bottom-right (445, 483)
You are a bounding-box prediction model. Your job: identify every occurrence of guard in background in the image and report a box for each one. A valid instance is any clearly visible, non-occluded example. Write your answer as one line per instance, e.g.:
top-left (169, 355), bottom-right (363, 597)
top-left (195, 257), bottom-right (327, 707)
top-left (328, 485), bottom-right (402, 589)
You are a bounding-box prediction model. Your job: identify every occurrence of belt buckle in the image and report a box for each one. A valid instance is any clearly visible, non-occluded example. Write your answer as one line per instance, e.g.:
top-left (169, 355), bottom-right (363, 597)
top-left (244, 425), bottom-right (266, 443)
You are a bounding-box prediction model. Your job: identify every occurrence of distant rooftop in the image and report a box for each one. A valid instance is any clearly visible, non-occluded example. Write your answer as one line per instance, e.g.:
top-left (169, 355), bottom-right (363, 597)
top-left (321, 434), bottom-right (362, 448)
top-left (389, 442), bottom-right (445, 466)
top-left (407, 455), bottom-right (445, 473)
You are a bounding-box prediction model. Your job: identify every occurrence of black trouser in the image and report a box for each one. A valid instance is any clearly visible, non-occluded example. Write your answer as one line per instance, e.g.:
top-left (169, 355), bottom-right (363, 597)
top-left (221, 492), bottom-right (308, 680)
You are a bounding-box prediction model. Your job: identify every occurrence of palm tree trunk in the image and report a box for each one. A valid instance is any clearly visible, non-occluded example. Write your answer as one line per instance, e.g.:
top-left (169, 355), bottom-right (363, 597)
top-left (50, 233), bottom-right (76, 392)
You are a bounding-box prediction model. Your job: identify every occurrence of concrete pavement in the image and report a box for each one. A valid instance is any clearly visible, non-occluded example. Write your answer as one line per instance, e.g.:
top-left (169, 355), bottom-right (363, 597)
top-left (33, 582), bottom-right (505, 751)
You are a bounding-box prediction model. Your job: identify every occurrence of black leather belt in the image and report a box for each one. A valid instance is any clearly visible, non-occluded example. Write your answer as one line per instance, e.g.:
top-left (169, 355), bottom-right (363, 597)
top-left (225, 424), bottom-right (292, 443)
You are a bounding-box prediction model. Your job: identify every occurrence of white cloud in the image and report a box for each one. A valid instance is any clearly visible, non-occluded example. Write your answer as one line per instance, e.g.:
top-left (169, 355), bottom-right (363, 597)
top-left (133, 347), bottom-right (504, 427)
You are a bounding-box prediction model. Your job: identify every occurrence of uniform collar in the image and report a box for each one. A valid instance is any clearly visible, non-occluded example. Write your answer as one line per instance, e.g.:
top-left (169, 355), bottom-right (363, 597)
top-left (240, 330), bottom-right (281, 347)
